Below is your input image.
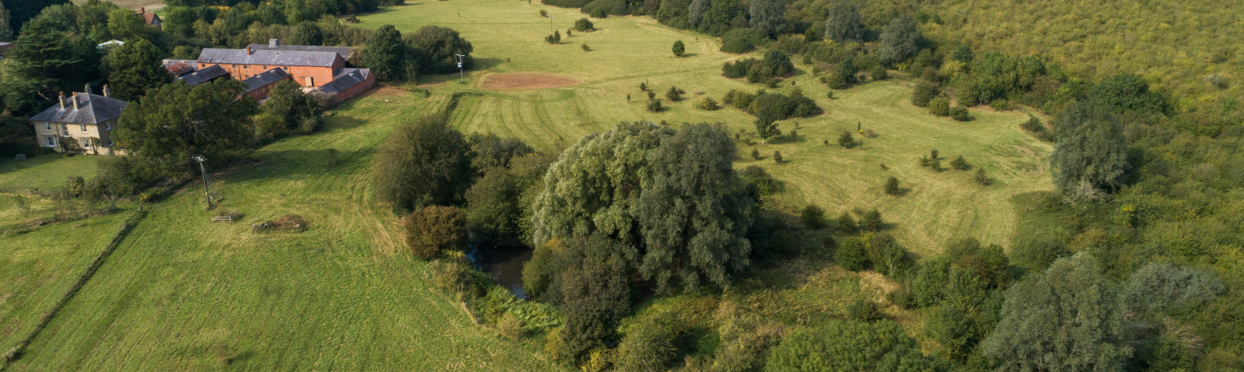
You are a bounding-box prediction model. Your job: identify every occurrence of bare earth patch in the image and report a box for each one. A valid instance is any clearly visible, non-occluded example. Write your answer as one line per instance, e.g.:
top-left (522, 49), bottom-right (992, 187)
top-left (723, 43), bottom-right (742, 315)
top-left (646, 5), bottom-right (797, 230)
top-left (482, 73), bottom-right (579, 90)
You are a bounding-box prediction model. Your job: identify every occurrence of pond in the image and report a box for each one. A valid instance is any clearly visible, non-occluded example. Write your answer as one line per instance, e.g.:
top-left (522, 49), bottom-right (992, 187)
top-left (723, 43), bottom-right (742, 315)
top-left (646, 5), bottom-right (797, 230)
top-left (468, 244), bottom-right (533, 299)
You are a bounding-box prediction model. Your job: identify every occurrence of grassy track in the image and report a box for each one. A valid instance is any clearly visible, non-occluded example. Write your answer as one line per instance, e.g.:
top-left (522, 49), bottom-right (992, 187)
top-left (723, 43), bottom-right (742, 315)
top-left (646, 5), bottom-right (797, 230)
top-left (4, 89), bottom-right (564, 371)
top-left (359, 0), bottom-right (1053, 256)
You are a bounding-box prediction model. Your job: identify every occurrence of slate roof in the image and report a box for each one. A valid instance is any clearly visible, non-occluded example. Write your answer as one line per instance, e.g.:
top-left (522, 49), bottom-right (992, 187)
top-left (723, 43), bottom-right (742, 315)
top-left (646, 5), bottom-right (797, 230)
top-left (198, 48), bottom-right (341, 68)
top-left (29, 93), bottom-right (127, 125)
top-left (247, 44), bottom-right (356, 61)
top-left (318, 68), bottom-right (372, 94)
top-left (242, 68), bottom-right (291, 93)
top-left (165, 62), bottom-right (195, 77)
top-left (177, 65), bottom-right (230, 86)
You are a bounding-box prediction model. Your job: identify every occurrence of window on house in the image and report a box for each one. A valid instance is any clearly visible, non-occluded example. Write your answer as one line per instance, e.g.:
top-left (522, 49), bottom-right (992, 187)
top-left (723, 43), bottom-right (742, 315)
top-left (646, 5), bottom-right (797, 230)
top-left (81, 123), bottom-right (87, 132)
top-left (61, 123), bottom-right (67, 133)
top-left (81, 139), bottom-right (91, 148)
top-left (46, 137), bottom-right (55, 147)
top-left (105, 122), bottom-right (112, 131)
top-left (44, 122), bottom-right (50, 131)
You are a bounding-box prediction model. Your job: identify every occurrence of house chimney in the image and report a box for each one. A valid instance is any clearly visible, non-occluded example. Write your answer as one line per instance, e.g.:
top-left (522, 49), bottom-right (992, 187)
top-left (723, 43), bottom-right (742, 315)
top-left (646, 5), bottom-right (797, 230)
top-left (85, 84), bottom-right (92, 95)
top-left (103, 85), bottom-right (111, 98)
top-left (58, 92), bottom-right (65, 110)
top-left (140, 7), bottom-right (145, 15)
top-left (270, 39), bottom-right (279, 48)
top-left (246, 46), bottom-right (252, 56)
top-left (72, 93), bottom-right (80, 111)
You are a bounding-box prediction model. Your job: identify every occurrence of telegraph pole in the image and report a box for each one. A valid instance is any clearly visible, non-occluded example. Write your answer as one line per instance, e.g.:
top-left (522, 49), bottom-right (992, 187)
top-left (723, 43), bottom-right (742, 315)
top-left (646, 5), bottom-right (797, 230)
top-left (192, 155), bottom-right (213, 208)
top-left (455, 54), bottom-right (465, 84)
top-left (546, 15), bottom-right (554, 32)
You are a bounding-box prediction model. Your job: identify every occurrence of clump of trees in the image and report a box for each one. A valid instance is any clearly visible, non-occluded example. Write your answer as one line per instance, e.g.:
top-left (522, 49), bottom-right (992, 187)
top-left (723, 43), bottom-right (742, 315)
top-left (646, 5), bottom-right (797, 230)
top-left (721, 50), bottom-right (794, 84)
top-left (406, 205), bottom-right (467, 259)
top-left (372, 111), bottom-right (474, 213)
top-left (253, 80), bottom-right (324, 140)
top-left (721, 89), bottom-right (822, 133)
top-left (1049, 101), bottom-right (1128, 202)
top-left (767, 320), bottom-right (945, 371)
top-left (574, 18), bottom-right (594, 31)
top-left (116, 80), bottom-right (260, 163)
top-left (363, 25), bottom-right (475, 83)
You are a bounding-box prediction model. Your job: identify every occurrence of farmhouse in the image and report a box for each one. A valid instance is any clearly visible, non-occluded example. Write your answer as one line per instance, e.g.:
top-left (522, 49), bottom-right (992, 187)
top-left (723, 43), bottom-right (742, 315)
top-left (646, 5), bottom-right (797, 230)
top-left (138, 7), bottom-right (161, 29)
top-left (196, 39), bottom-right (373, 102)
top-left (28, 86), bottom-right (126, 156)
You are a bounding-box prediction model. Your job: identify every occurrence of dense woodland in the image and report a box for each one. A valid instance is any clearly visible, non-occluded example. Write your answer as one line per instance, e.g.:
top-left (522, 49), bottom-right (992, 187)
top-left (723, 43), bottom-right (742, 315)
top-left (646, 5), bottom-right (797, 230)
top-left (0, 0), bottom-right (1241, 371)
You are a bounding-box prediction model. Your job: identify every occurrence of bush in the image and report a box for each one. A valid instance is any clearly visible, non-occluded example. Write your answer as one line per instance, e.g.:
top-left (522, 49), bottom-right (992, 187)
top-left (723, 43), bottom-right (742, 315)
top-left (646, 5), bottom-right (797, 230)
top-left (930, 149), bottom-right (938, 159)
top-left (950, 106), bottom-right (970, 121)
top-left (545, 31), bottom-right (562, 44)
top-left (847, 299), bottom-right (883, 322)
top-left (884, 176), bottom-right (900, 195)
top-left (614, 318), bottom-right (678, 372)
top-left (835, 237), bottom-right (869, 271)
top-left (870, 65), bottom-right (888, 80)
top-left (801, 205), bottom-right (826, 229)
top-left (990, 99), bottom-right (1011, 111)
top-left (773, 151), bottom-right (783, 163)
top-left (838, 131), bottom-right (855, 148)
top-left (928, 98), bottom-right (950, 116)
top-left (639, 82), bottom-right (648, 91)
top-left (581, 43), bottom-right (591, 52)
top-left (498, 313), bottom-right (525, 340)
top-left (740, 165), bottom-right (779, 195)
top-left (666, 86), bottom-right (685, 101)
top-left (766, 320), bottom-right (937, 371)
top-left (672, 40), bottom-right (685, 56)
top-left (575, 18), bottom-right (594, 31)
top-left (694, 97), bottom-right (719, 110)
top-left (590, 8), bottom-right (607, 18)
top-left (646, 99), bottom-right (662, 112)
top-left (836, 212), bottom-right (857, 234)
top-left (373, 112), bottom-right (473, 213)
top-left (647, 91), bottom-right (656, 100)
top-left (1020, 115), bottom-right (1045, 134)
top-left (911, 80), bottom-right (940, 107)
top-left (860, 209), bottom-right (882, 232)
top-left (975, 169), bottom-right (989, 185)
top-left (406, 206), bottom-right (467, 259)
top-left (719, 29), bottom-right (761, 54)
top-left (540, 10), bottom-right (548, 17)
top-left (750, 148), bottom-right (761, 160)
top-left (950, 156), bottom-right (968, 170)
top-left (929, 157), bottom-right (942, 171)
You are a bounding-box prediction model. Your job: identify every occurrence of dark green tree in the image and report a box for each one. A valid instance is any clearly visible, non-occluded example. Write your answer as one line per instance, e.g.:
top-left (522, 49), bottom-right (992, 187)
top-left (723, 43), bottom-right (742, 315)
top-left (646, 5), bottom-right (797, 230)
top-left (574, 18), bottom-right (594, 31)
top-left (925, 305), bottom-right (977, 363)
top-left (0, 1), bottom-right (11, 41)
top-left (405, 205), bottom-right (467, 259)
top-left (558, 235), bottom-right (633, 364)
top-left (114, 80), bottom-right (260, 162)
top-left (253, 80), bottom-right (322, 139)
top-left (767, 320), bottom-right (942, 371)
top-left (884, 176), bottom-right (900, 195)
top-left (824, 1), bottom-right (862, 42)
top-left (1, 0), bottom-right (67, 33)
top-left (835, 237), bottom-right (868, 271)
top-left (687, 0), bottom-right (710, 27)
top-left (1089, 74), bottom-right (1168, 114)
top-left (762, 49), bottom-right (793, 76)
top-left (362, 25), bottom-right (414, 82)
top-left (878, 15), bottom-right (921, 65)
top-left (983, 253), bottom-right (1131, 371)
top-left (289, 22), bottom-right (325, 45)
top-left (371, 112), bottom-right (473, 213)
top-left (747, 0), bottom-right (785, 38)
top-left (952, 42), bottom-right (973, 63)
top-left (800, 204), bottom-right (825, 229)
top-left (106, 38), bottom-right (170, 102)
top-left (911, 80), bottom-right (940, 107)
top-left (1049, 101), bottom-right (1129, 201)
top-left (1, 16), bottom-right (100, 115)
top-left (106, 8), bottom-right (143, 40)
top-left (531, 122), bottom-right (755, 293)
top-left (672, 39), bottom-right (685, 56)
top-left (405, 25), bottom-right (474, 74)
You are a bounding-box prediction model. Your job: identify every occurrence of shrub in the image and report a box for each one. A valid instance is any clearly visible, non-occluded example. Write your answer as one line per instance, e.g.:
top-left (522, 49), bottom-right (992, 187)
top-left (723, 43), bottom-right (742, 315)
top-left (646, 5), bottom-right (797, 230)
top-left (836, 212), bottom-right (858, 234)
top-left (763, 50), bottom-right (795, 76)
top-left (646, 99), bottom-right (662, 112)
top-left (870, 65), bottom-right (888, 80)
top-left (647, 91), bottom-right (656, 100)
top-left (590, 8), bottom-right (607, 18)
top-left (406, 206), bottom-right (467, 259)
top-left (672, 40), bottom-right (685, 56)
top-left (751, 148), bottom-right (761, 160)
top-left (545, 31), bottom-right (561, 44)
top-left (581, 43), bottom-right (591, 52)
top-left (950, 156), bottom-right (968, 170)
top-left (990, 99), bottom-right (1011, 111)
top-left (884, 177), bottom-right (900, 195)
top-left (666, 86), bottom-right (685, 101)
top-left (575, 18), bottom-right (594, 31)
top-left (773, 151), bottom-right (783, 163)
top-left (928, 98), bottom-right (950, 116)
top-left (847, 299), bottom-right (883, 322)
top-left (614, 318), bottom-right (678, 371)
top-left (950, 106), bottom-right (970, 121)
top-left (740, 165), bottom-right (779, 195)
top-left (924, 305), bottom-right (976, 362)
top-left (838, 131), bottom-right (855, 148)
top-left (930, 149), bottom-right (939, 159)
top-left (1020, 115), bottom-right (1045, 133)
top-left (639, 82), bottom-right (648, 91)
top-left (802, 205), bottom-right (826, 229)
top-left (860, 209), bottom-right (882, 232)
top-left (835, 237), bottom-right (869, 271)
top-left (911, 80), bottom-right (940, 107)
top-left (766, 320), bottom-right (938, 371)
top-left (975, 169), bottom-right (989, 185)
top-left (929, 157), bottom-right (942, 171)
top-left (498, 313), bottom-right (525, 340)
top-left (919, 155), bottom-right (931, 167)
top-left (695, 97), bottom-right (719, 110)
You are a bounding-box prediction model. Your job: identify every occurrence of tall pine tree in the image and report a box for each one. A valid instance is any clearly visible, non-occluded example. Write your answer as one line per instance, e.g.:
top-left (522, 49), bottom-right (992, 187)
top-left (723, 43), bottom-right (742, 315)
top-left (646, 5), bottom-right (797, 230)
top-left (107, 38), bottom-right (170, 101)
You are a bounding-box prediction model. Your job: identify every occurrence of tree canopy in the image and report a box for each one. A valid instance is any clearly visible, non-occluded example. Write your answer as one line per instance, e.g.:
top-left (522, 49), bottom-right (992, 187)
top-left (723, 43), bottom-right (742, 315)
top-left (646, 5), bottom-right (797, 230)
top-left (362, 25), bottom-right (416, 82)
top-left (747, 0), bottom-right (785, 38)
top-left (531, 122), bottom-right (755, 293)
top-left (405, 25), bottom-right (473, 74)
top-left (766, 320), bottom-right (945, 371)
top-left (878, 15), bottom-right (920, 65)
top-left (823, 1), bottom-right (862, 43)
top-left (982, 253), bottom-right (1131, 371)
top-left (114, 80), bottom-right (260, 162)
top-left (1049, 100), bottom-right (1129, 201)
top-left (106, 38), bottom-right (170, 102)
top-left (372, 111), bottom-right (474, 213)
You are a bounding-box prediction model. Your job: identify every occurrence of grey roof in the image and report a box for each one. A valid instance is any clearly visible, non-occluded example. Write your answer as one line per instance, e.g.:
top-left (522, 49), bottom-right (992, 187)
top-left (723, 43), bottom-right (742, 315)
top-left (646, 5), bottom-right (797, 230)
top-left (177, 65), bottom-right (230, 86)
top-left (318, 68), bottom-right (372, 94)
top-left (198, 48), bottom-right (341, 68)
top-left (247, 44), bottom-right (356, 61)
top-left (29, 93), bottom-right (127, 124)
top-left (162, 59), bottom-right (197, 67)
top-left (242, 68), bottom-right (291, 93)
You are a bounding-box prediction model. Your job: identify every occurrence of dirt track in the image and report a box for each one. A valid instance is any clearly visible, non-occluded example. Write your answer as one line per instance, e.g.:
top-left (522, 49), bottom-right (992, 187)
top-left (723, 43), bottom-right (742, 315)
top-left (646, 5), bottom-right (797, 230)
top-left (482, 73), bottom-right (579, 90)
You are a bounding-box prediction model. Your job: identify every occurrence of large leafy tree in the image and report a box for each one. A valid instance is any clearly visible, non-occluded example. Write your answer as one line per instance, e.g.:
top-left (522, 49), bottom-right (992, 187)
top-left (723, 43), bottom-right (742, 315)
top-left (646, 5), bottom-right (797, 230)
top-left (878, 15), bottom-right (921, 65)
top-left (371, 111), bottom-right (473, 213)
top-left (362, 25), bottom-right (416, 82)
top-left (824, 1), bottom-right (862, 43)
top-left (289, 22), bottom-right (324, 45)
top-left (0, 0), bottom-right (68, 34)
top-left (687, 0), bottom-right (710, 27)
top-left (404, 25), bottom-right (473, 75)
top-left (747, 0), bottom-right (785, 38)
top-left (106, 38), bottom-right (170, 102)
top-left (0, 1), bottom-right (11, 42)
top-left (557, 234), bottom-right (633, 364)
top-left (982, 253), bottom-right (1131, 371)
top-left (106, 8), bottom-right (144, 40)
top-left (253, 80), bottom-right (323, 139)
top-left (114, 80), bottom-right (260, 162)
top-left (1089, 74), bottom-right (1169, 114)
top-left (531, 122), bottom-right (755, 293)
top-left (1049, 100), bottom-right (1129, 201)
top-left (0, 13), bottom-right (101, 115)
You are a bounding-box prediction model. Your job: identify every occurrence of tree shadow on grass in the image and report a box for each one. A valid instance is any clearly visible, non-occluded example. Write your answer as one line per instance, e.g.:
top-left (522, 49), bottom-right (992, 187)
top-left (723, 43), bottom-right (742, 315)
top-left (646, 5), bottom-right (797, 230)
top-left (226, 148), bottom-right (376, 184)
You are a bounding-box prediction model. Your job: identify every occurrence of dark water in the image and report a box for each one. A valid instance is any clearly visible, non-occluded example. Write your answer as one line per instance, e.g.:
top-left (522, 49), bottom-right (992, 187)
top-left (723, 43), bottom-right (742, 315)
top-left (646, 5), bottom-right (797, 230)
top-left (468, 245), bottom-right (533, 299)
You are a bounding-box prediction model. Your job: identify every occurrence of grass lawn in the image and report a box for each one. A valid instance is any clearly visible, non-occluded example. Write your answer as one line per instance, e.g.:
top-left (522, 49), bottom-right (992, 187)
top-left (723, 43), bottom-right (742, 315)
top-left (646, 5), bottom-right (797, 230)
top-left (357, 0), bottom-right (1053, 256)
top-left (0, 212), bottom-right (130, 355)
top-left (0, 155), bottom-right (98, 193)
top-left (5, 89), bottom-right (565, 371)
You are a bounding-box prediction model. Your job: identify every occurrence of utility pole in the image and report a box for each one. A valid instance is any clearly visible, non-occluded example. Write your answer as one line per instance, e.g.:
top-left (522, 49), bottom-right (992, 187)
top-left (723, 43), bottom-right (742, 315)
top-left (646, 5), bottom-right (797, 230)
top-left (455, 54), bottom-right (465, 84)
top-left (546, 15), bottom-right (554, 33)
top-left (192, 155), bottom-right (213, 208)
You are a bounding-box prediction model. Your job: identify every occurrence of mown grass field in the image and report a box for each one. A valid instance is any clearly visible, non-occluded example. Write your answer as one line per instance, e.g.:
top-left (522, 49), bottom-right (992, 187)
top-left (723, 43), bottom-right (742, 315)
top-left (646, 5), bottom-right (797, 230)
top-left (358, 0), bottom-right (1053, 256)
top-left (0, 155), bottom-right (98, 193)
top-left (2, 89), bottom-right (565, 371)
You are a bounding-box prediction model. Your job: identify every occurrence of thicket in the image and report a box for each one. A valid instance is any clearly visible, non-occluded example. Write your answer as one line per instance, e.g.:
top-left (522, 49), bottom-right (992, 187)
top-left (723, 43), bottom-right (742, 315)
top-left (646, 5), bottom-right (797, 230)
top-left (406, 206), bottom-right (467, 259)
top-left (721, 50), bottom-right (794, 83)
top-left (371, 111), bottom-right (473, 213)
